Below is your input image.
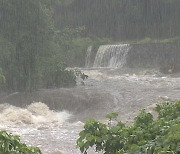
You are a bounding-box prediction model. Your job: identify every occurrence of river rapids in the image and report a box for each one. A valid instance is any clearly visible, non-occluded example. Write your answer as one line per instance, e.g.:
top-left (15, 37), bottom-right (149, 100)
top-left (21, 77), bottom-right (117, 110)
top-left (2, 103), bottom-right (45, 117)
top-left (0, 68), bottom-right (180, 153)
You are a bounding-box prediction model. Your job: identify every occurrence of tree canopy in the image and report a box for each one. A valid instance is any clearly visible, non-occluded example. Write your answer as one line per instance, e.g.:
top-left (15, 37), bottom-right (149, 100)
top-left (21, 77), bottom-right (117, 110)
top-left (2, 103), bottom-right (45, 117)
top-left (55, 0), bottom-right (180, 41)
top-left (0, 0), bottom-right (77, 92)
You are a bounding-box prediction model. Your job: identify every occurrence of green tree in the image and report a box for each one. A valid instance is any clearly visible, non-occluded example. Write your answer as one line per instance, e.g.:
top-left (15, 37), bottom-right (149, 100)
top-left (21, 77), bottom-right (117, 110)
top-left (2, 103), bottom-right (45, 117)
top-left (0, 0), bottom-right (52, 91)
top-left (0, 130), bottom-right (41, 153)
top-left (0, 0), bottom-right (77, 91)
top-left (77, 101), bottom-right (180, 154)
top-left (55, 0), bottom-right (180, 41)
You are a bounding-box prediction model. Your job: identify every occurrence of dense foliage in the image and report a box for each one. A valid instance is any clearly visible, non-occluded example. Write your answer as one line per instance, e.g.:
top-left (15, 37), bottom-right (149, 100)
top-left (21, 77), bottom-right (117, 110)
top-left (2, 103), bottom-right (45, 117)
top-left (0, 130), bottom-right (41, 153)
top-left (53, 27), bottom-right (112, 67)
top-left (0, 0), bottom-right (79, 92)
top-left (55, 0), bottom-right (180, 41)
top-left (77, 101), bottom-right (180, 154)
top-left (1, 1), bottom-right (180, 91)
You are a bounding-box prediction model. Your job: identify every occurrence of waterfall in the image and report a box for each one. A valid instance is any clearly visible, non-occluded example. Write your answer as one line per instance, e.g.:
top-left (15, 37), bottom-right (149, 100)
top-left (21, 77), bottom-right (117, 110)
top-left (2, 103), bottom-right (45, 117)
top-left (85, 46), bottom-right (93, 68)
top-left (93, 44), bottom-right (130, 68)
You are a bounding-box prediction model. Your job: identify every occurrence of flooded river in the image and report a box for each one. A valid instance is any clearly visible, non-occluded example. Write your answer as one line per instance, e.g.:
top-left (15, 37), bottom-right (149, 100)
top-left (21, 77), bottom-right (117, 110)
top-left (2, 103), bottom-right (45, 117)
top-left (0, 68), bottom-right (180, 153)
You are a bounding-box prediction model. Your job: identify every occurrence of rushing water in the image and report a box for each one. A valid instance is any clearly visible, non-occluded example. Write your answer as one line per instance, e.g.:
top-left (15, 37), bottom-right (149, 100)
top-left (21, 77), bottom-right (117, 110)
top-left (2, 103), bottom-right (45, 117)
top-left (85, 46), bottom-right (93, 68)
top-left (1, 43), bottom-right (180, 153)
top-left (1, 68), bottom-right (180, 153)
top-left (93, 44), bottom-right (130, 68)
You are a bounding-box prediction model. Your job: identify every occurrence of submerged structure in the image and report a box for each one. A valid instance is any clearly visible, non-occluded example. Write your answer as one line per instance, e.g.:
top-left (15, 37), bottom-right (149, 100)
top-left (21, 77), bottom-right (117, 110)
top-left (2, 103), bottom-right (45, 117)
top-left (86, 43), bottom-right (180, 73)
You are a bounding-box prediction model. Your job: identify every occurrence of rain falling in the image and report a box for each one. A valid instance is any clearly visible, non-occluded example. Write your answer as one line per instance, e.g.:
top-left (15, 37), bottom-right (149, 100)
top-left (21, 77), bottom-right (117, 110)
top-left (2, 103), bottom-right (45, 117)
top-left (0, 0), bottom-right (180, 153)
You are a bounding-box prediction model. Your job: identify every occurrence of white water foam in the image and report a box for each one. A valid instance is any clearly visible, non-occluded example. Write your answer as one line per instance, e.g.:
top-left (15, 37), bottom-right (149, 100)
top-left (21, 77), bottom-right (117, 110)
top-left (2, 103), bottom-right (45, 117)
top-left (93, 44), bottom-right (130, 68)
top-left (85, 45), bottom-right (93, 68)
top-left (0, 102), bottom-right (71, 125)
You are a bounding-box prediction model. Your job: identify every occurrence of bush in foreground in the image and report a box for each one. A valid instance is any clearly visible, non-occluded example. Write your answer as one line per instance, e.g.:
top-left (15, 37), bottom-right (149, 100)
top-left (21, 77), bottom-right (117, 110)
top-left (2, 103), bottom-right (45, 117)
top-left (77, 100), bottom-right (180, 154)
top-left (0, 130), bottom-right (41, 154)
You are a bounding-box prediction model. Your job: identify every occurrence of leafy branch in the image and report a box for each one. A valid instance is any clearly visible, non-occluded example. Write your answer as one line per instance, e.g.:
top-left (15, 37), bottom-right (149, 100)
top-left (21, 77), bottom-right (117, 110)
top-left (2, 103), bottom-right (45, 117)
top-left (77, 101), bottom-right (180, 154)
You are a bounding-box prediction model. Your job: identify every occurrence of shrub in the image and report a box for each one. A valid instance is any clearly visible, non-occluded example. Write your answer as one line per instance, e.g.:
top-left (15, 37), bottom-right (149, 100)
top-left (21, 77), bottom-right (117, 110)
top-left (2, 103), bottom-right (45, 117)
top-left (42, 60), bottom-right (76, 88)
top-left (77, 101), bottom-right (180, 154)
top-left (0, 130), bottom-right (41, 154)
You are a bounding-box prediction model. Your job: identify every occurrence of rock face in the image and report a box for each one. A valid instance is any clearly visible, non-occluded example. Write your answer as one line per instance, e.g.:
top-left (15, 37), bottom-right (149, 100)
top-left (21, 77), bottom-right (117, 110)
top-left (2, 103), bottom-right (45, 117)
top-left (91, 42), bottom-right (180, 74)
top-left (126, 43), bottom-right (180, 74)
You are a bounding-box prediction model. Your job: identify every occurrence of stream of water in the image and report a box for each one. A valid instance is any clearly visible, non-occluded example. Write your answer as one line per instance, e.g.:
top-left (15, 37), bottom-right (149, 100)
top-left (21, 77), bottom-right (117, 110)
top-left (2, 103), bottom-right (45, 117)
top-left (1, 44), bottom-right (180, 153)
top-left (1, 68), bottom-right (180, 153)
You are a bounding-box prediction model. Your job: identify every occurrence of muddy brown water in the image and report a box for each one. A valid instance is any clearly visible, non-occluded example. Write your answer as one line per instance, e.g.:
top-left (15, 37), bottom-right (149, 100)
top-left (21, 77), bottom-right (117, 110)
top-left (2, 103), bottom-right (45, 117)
top-left (0, 68), bottom-right (180, 153)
